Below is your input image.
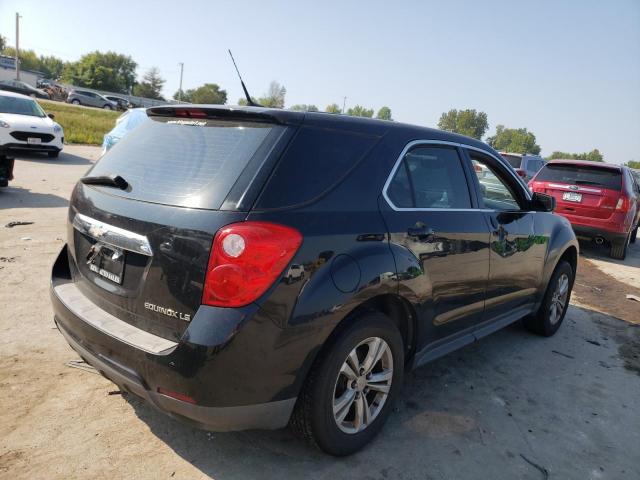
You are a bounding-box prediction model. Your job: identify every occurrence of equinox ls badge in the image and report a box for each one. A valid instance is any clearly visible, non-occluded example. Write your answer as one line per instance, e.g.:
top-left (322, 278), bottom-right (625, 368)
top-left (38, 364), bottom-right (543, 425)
top-left (144, 302), bottom-right (191, 322)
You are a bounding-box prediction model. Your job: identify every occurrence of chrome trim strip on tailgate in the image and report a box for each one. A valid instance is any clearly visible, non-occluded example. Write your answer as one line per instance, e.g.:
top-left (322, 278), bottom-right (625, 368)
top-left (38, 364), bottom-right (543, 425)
top-left (54, 282), bottom-right (177, 355)
top-left (72, 213), bottom-right (153, 256)
top-left (547, 183), bottom-right (602, 194)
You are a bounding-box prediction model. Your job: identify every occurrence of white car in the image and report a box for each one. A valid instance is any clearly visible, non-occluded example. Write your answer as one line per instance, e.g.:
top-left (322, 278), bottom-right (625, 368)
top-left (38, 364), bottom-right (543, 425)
top-left (0, 90), bottom-right (64, 158)
top-left (285, 264), bottom-right (305, 284)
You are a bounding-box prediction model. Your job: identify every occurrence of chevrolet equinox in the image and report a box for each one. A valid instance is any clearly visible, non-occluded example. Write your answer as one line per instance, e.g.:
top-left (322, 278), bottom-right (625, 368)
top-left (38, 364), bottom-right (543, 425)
top-left (51, 106), bottom-right (578, 455)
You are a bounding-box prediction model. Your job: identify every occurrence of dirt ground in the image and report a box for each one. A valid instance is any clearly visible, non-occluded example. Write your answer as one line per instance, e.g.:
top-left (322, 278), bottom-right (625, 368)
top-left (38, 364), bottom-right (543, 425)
top-left (1, 146), bottom-right (639, 479)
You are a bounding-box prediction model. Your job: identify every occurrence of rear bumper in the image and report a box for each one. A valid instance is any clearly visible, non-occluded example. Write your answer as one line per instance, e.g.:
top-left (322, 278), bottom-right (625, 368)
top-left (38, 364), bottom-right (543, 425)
top-left (570, 224), bottom-right (627, 244)
top-left (55, 317), bottom-right (295, 431)
top-left (554, 212), bottom-right (630, 242)
top-left (50, 245), bottom-right (297, 431)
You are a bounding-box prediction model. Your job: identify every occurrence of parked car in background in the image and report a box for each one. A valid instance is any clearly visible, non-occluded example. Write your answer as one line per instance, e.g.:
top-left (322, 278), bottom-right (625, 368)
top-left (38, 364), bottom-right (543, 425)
top-left (104, 95), bottom-right (131, 111)
top-left (500, 152), bottom-right (546, 182)
top-left (0, 79), bottom-right (50, 99)
top-left (52, 105), bottom-right (578, 456)
top-left (530, 160), bottom-right (639, 259)
top-left (67, 89), bottom-right (117, 110)
top-left (0, 90), bottom-right (64, 158)
top-left (101, 108), bottom-right (148, 154)
top-left (631, 169), bottom-right (640, 187)
top-left (285, 264), bottom-right (305, 283)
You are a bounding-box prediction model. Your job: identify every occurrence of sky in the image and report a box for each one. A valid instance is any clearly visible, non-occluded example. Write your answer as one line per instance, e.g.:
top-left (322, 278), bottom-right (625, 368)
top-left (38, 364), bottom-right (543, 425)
top-left (1, 0), bottom-right (639, 163)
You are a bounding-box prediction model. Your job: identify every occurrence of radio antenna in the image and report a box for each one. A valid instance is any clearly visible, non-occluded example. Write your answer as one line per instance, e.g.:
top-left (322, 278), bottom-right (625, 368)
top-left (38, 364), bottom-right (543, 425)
top-left (228, 49), bottom-right (261, 107)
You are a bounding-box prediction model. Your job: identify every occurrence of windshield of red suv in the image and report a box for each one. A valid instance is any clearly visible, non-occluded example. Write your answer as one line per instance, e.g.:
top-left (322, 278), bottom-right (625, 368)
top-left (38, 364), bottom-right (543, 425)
top-left (535, 163), bottom-right (622, 190)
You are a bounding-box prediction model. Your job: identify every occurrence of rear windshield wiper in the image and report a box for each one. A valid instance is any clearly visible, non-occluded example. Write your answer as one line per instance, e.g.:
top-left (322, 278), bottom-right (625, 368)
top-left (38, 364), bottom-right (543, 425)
top-left (80, 174), bottom-right (129, 190)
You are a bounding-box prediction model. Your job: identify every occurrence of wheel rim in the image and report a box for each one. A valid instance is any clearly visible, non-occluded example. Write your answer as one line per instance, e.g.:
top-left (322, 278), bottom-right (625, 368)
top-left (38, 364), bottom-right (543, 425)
top-left (332, 336), bottom-right (393, 434)
top-left (549, 273), bottom-right (569, 325)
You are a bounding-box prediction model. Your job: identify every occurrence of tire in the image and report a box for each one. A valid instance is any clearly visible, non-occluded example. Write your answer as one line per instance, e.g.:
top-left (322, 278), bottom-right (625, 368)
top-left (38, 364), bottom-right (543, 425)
top-left (48, 150), bottom-right (60, 158)
top-left (103, 105), bottom-right (112, 110)
top-left (630, 226), bottom-right (637, 244)
top-left (610, 232), bottom-right (630, 260)
top-left (71, 99), bottom-right (80, 105)
top-left (524, 260), bottom-right (574, 337)
top-left (290, 311), bottom-right (404, 456)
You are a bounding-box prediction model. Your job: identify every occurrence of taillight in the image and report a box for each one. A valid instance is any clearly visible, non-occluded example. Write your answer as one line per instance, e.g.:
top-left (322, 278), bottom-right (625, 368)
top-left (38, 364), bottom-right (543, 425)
top-left (515, 168), bottom-right (527, 178)
top-left (615, 196), bottom-right (631, 212)
top-left (202, 221), bottom-right (303, 307)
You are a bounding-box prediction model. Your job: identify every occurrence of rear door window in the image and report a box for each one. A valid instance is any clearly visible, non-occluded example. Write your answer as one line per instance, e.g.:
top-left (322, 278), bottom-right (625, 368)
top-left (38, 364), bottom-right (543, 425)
top-left (88, 116), bottom-right (283, 209)
top-left (535, 164), bottom-right (622, 191)
top-left (386, 146), bottom-right (471, 209)
top-left (256, 126), bottom-right (378, 209)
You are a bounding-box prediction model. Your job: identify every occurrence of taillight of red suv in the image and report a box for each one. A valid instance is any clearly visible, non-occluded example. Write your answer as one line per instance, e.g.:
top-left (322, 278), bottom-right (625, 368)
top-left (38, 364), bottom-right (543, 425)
top-left (202, 222), bottom-right (303, 307)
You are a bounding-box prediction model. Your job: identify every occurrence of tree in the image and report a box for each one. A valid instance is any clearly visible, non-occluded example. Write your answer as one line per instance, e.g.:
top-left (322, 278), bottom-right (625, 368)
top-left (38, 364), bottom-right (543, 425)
top-left (547, 149), bottom-right (603, 162)
top-left (289, 104), bottom-right (319, 112)
top-left (376, 106), bottom-right (393, 121)
top-left (0, 35), bottom-right (6, 52)
top-left (38, 55), bottom-right (66, 79)
top-left (133, 67), bottom-right (165, 100)
top-left (62, 51), bottom-right (137, 93)
top-left (176, 83), bottom-right (227, 104)
top-left (625, 160), bottom-right (640, 169)
top-left (258, 81), bottom-right (286, 108)
top-left (437, 109), bottom-right (488, 139)
top-left (325, 103), bottom-right (341, 114)
top-left (486, 125), bottom-right (541, 155)
top-left (347, 105), bottom-right (374, 117)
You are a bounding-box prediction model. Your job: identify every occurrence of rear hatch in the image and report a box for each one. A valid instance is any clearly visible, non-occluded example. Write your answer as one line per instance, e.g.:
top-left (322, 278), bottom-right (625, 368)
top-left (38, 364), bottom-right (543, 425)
top-left (66, 107), bottom-right (295, 341)
top-left (530, 162), bottom-right (622, 219)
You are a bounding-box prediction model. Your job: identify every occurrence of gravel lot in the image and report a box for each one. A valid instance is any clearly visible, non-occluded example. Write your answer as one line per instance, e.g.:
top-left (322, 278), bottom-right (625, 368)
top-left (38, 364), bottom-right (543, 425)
top-left (1, 146), bottom-right (639, 479)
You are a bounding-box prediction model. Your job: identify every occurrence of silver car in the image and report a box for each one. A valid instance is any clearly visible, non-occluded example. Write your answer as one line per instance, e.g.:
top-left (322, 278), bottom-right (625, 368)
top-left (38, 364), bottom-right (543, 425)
top-left (500, 152), bottom-right (546, 182)
top-left (67, 89), bottom-right (117, 110)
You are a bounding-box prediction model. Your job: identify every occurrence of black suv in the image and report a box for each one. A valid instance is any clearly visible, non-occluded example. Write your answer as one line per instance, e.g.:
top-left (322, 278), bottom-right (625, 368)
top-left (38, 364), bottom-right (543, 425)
top-left (51, 106), bottom-right (578, 455)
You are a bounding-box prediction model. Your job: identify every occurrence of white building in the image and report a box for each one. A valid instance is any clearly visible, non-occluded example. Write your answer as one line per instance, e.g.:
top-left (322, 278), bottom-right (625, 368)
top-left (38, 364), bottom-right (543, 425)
top-left (0, 55), bottom-right (41, 86)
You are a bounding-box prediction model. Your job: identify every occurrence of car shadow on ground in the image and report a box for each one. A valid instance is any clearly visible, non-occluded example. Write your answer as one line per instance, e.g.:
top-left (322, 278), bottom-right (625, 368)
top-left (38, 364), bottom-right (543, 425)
top-left (0, 185), bottom-right (69, 209)
top-left (14, 151), bottom-right (95, 166)
top-left (122, 310), bottom-right (640, 479)
top-left (579, 239), bottom-right (640, 268)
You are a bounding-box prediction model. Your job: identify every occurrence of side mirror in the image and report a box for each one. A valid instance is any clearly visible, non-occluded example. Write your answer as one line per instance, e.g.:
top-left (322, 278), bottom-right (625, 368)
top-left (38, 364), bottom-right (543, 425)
top-left (531, 192), bottom-right (555, 212)
top-left (47, 113), bottom-right (55, 119)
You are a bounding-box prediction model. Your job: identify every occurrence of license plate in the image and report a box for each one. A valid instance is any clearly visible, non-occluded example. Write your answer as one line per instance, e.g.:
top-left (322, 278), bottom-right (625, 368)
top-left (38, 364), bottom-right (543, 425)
top-left (27, 137), bottom-right (42, 145)
top-left (562, 192), bottom-right (582, 202)
top-left (87, 244), bottom-right (125, 284)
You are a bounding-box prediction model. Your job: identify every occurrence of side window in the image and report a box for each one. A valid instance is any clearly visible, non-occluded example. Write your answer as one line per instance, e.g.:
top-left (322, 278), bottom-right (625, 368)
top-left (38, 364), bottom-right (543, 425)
top-left (386, 146), bottom-right (471, 209)
top-left (470, 154), bottom-right (521, 211)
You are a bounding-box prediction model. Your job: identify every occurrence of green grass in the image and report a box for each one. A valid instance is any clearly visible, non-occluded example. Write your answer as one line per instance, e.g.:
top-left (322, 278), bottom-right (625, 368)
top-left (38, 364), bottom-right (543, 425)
top-left (37, 100), bottom-right (120, 145)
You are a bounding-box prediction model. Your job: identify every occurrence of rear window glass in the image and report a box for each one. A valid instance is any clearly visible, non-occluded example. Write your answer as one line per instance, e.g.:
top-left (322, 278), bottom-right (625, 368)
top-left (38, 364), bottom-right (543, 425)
top-left (535, 164), bottom-right (622, 190)
top-left (256, 126), bottom-right (378, 209)
top-left (88, 117), bottom-right (278, 208)
top-left (502, 154), bottom-right (522, 168)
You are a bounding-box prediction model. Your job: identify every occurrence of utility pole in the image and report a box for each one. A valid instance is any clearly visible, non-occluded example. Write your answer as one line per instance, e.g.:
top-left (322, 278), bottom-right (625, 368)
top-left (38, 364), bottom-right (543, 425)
top-left (178, 62), bottom-right (184, 101)
top-left (15, 13), bottom-right (22, 80)
top-left (342, 96), bottom-right (347, 114)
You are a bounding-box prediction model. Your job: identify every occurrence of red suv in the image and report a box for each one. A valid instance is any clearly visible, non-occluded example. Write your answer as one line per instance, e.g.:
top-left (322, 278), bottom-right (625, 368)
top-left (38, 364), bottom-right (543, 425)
top-left (529, 160), bottom-right (639, 259)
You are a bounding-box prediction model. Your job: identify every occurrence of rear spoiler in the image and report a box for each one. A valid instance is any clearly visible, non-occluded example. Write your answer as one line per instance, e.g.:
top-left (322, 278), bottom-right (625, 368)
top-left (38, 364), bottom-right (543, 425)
top-left (146, 105), bottom-right (303, 126)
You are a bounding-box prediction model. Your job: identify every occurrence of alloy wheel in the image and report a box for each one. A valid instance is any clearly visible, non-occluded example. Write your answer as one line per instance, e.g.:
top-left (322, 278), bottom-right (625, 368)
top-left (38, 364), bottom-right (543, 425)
top-left (332, 337), bottom-right (393, 434)
top-left (549, 273), bottom-right (569, 325)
